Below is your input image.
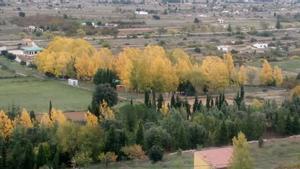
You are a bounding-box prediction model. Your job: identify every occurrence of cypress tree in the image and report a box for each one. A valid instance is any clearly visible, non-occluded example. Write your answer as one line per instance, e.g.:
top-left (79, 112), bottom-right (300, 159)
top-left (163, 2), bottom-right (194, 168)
top-left (144, 91), bottom-right (150, 107)
top-left (136, 122), bottom-right (145, 147)
top-left (193, 96), bottom-right (199, 113)
top-left (292, 116), bottom-right (300, 134)
top-left (36, 144), bottom-right (47, 168)
top-left (157, 94), bottom-right (164, 110)
top-left (285, 115), bottom-right (293, 135)
top-left (170, 94), bottom-right (176, 108)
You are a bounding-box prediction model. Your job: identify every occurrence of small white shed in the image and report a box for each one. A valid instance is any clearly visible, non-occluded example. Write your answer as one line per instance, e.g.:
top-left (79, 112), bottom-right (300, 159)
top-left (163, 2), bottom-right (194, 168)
top-left (68, 79), bottom-right (79, 87)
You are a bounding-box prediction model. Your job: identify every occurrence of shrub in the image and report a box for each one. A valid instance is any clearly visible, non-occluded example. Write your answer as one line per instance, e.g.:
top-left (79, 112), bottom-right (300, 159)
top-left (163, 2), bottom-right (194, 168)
top-left (121, 144), bottom-right (146, 160)
top-left (148, 145), bottom-right (163, 163)
top-left (72, 151), bottom-right (92, 167)
top-left (18, 12), bottom-right (26, 17)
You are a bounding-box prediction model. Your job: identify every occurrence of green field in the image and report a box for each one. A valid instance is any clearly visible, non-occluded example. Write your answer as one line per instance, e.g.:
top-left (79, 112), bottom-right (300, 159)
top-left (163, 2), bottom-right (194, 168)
top-left (250, 57), bottom-right (300, 74)
top-left (88, 137), bottom-right (300, 169)
top-left (0, 77), bottom-right (92, 112)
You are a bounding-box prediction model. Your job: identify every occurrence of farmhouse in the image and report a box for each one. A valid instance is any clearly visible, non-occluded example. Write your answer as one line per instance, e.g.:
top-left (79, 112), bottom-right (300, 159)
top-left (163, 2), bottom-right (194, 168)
top-left (135, 10), bottom-right (148, 15)
top-left (217, 45), bottom-right (230, 52)
top-left (194, 147), bottom-right (233, 169)
top-left (253, 43), bottom-right (268, 49)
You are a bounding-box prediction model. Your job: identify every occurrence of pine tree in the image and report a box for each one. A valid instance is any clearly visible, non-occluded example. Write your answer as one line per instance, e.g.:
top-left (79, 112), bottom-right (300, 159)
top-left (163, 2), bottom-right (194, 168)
top-left (230, 132), bottom-right (253, 169)
top-left (49, 100), bottom-right (52, 118)
top-left (36, 145), bottom-right (47, 168)
top-left (218, 121), bottom-right (228, 146)
top-left (136, 122), bottom-right (144, 147)
top-left (285, 115), bottom-right (293, 135)
top-left (23, 143), bottom-right (35, 169)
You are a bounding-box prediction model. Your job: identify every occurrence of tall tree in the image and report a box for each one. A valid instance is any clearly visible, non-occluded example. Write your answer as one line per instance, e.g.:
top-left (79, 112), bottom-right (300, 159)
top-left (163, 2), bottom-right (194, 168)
top-left (230, 132), bottom-right (253, 169)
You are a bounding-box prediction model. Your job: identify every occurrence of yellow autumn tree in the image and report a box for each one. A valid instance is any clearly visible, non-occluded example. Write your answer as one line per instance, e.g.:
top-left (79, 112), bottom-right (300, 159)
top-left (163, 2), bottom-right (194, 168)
top-left (35, 37), bottom-right (100, 79)
top-left (171, 49), bottom-right (193, 83)
top-left (201, 56), bottom-right (230, 91)
top-left (15, 109), bottom-right (33, 128)
top-left (51, 109), bottom-right (67, 125)
top-left (238, 65), bottom-right (247, 86)
top-left (160, 103), bottom-right (169, 116)
top-left (260, 59), bottom-right (273, 85)
top-left (99, 101), bottom-right (115, 121)
top-left (223, 53), bottom-right (235, 81)
top-left (273, 66), bottom-right (283, 86)
top-left (0, 110), bottom-right (14, 139)
top-left (114, 48), bottom-right (142, 88)
top-left (290, 85), bottom-right (300, 98)
top-left (135, 45), bottom-right (179, 92)
top-left (85, 111), bottom-right (98, 127)
top-left (188, 64), bottom-right (207, 93)
top-left (40, 114), bottom-right (53, 128)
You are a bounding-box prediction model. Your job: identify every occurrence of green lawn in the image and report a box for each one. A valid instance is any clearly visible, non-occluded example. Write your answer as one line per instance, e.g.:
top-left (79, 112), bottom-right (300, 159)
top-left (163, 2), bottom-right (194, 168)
top-left (0, 77), bottom-right (92, 112)
top-left (88, 137), bottom-right (300, 169)
top-left (249, 57), bottom-right (300, 74)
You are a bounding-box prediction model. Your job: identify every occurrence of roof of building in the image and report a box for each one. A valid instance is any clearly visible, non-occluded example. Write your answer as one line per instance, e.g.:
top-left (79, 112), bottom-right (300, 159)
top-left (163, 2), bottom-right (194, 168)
top-left (197, 147), bottom-right (233, 169)
top-left (21, 45), bottom-right (43, 52)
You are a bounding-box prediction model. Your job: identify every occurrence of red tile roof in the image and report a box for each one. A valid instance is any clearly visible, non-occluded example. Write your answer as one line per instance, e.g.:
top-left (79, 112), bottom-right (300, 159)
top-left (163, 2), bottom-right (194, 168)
top-left (198, 147), bottom-right (233, 169)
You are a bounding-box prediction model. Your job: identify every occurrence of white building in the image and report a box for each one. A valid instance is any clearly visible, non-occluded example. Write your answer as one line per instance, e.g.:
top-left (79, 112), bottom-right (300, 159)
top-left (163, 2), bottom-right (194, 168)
top-left (68, 79), bottom-right (79, 87)
top-left (253, 43), bottom-right (268, 49)
top-left (135, 11), bottom-right (148, 15)
top-left (217, 45), bottom-right (230, 52)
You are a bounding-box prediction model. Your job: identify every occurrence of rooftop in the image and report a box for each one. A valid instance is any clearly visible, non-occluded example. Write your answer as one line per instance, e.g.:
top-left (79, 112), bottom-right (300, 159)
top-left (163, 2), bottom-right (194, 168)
top-left (196, 147), bottom-right (233, 169)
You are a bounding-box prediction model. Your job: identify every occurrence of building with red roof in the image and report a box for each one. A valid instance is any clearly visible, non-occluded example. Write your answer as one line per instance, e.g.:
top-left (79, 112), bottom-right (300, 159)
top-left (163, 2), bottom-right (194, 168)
top-left (194, 147), bottom-right (233, 169)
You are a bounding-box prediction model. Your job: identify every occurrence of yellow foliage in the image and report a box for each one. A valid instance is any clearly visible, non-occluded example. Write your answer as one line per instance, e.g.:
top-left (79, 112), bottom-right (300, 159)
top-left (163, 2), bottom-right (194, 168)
top-left (201, 56), bottom-right (229, 90)
top-left (273, 66), bottom-right (283, 86)
top-left (99, 101), bottom-right (115, 121)
top-left (252, 99), bottom-right (264, 110)
top-left (40, 114), bottom-right (53, 128)
top-left (121, 144), bottom-right (146, 160)
top-left (36, 37), bottom-right (112, 79)
top-left (114, 48), bottom-right (142, 88)
top-left (238, 66), bottom-right (247, 86)
top-left (51, 109), bottom-right (67, 125)
top-left (260, 59), bottom-right (273, 85)
top-left (290, 85), bottom-right (300, 98)
top-left (85, 111), bottom-right (98, 127)
top-left (172, 49), bottom-right (193, 82)
top-left (223, 53), bottom-right (235, 79)
top-left (160, 103), bottom-right (169, 116)
top-left (15, 109), bottom-right (33, 128)
top-left (0, 110), bottom-right (14, 139)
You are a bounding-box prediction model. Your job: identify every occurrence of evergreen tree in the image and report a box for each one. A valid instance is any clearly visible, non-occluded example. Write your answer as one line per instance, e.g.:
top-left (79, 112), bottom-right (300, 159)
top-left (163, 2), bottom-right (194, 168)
top-left (230, 132), bottom-right (253, 169)
top-left (292, 116), bottom-right (300, 134)
top-left (136, 122), bottom-right (144, 147)
top-left (157, 94), bottom-right (164, 111)
top-left (234, 86), bottom-right (245, 110)
top-left (23, 143), bottom-right (35, 169)
top-left (275, 16), bottom-right (281, 29)
top-left (36, 144), bottom-right (47, 168)
top-left (170, 94), bottom-right (176, 108)
top-left (227, 24), bottom-right (232, 32)
top-left (49, 100), bottom-right (52, 118)
top-left (184, 99), bottom-right (191, 120)
top-left (285, 115), bottom-right (293, 135)
top-left (218, 121), bottom-right (228, 146)
top-left (193, 96), bottom-right (199, 113)
top-left (52, 147), bottom-right (60, 169)
top-left (144, 91), bottom-right (150, 107)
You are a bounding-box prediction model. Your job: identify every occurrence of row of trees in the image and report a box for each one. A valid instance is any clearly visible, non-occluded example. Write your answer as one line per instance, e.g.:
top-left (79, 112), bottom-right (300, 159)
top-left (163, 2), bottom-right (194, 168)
top-left (35, 37), bottom-right (283, 92)
top-left (1, 95), bottom-right (299, 168)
